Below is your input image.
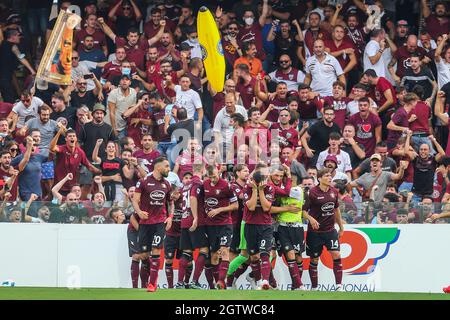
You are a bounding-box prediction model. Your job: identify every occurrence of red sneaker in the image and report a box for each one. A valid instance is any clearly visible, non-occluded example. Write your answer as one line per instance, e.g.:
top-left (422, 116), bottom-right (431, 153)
top-left (443, 286), bottom-right (450, 293)
top-left (147, 283), bottom-right (157, 292)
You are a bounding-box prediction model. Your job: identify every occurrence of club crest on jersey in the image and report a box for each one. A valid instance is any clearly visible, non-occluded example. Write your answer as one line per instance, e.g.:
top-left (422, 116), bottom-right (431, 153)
top-left (162, 184), bottom-right (167, 189)
top-left (330, 193), bottom-right (335, 198)
top-left (289, 74), bottom-right (294, 80)
top-left (216, 189), bottom-right (220, 195)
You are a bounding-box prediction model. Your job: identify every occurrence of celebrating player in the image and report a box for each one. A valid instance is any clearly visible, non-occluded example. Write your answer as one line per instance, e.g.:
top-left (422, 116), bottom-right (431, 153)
top-left (204, 165), bottom-right (239, 289)
top-left (132, 157), bottom-right (174, 292)
top-left (305, 168), bottom-right (344, 291)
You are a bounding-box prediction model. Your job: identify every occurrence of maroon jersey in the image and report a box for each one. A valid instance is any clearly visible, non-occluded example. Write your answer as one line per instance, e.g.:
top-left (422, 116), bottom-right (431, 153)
top-left (127, 109), bottom-right (152, 149)
top-left (115, 37), bottom-right (148, 70)
top-left (409, 101), bottom-right (431, 133)
top-left (101, 61), bottom-right (122, 82)
top-left (424, 15), bottom-right (449, 40)
top-left (133, 149), bottom-right (161, 173)
top-left (345, 27), bottom-right (368, 59)
top-left (264, 96), bottom-right (288, 122)
top-left (148, 71), bottom-right (178, 101)
top-left (180, 182), bottom-right (194, 229)
top-left (238, 23), bottom-right (266, 60)
top-left (305, 185), bottom-right (339, 232)
top-left (270, 123), bottom-right (299, 149)
top-left (136, 174), bottom-right (172, 225)
top-left (230, 181), bottom-right (246, 228)
top-left (212, 92), bottom-right (226, 122)
top-left (297, 98), bottom-right (322, 120)
top-left (322, 96), bottom-right (352, 129)
top-left (304, 28), bottom-right (331, 58)
top-left (143, 22), bottom-right (173, 40)
top-left (242, 184), bottom-right (275, 225)
top-left (74, 28), bottom-right (107, 51)
top-left (190, 176), bottom-right (207, 226)
top-left (236, 77), bottom-right (263, 109)
top-left (349, 112), bottom-right (382, 156)
top-left (86, 206), bottom-right (110, 224)
top-left (324, 39), bottom-right (357, 69)
top-left (167, 194), bottom-right (182, 237)
top-left (222, 38), bottom-right (241, 67)
top-left (370, 77), bottom-right (398, 112)
top-left (54, 145), bottom-right (91, 193)
top-left (386, 107), bottom-right (409, 147)
top-left (151, 108), bottom-right (170, 142)
top-left (204, 178), bottom-right (237, 226)
top-left (269, 178), bottom-right (292, 198)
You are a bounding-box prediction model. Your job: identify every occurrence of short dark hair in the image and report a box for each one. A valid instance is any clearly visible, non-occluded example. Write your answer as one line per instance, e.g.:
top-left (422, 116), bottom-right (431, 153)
top-left (233, 164), bottom-right (248, 178)
top-left (127, 27), bottom-right (139, 36)
top-left (359, 96), bottom-right (370, 104)
top-left (376, 141), bottom-right (387, 148)
top-left (235, 63), bottom-right (250, 73)
top-left (363, 69), bottom-right (378, 78)
top-left (333, 80), bottom-right (345, 89)
top-left (66, 129), bottom-right (76, 136)
top-left (151, 8), bottom-right (162, 15)
top-left (329, 132), bottom-right (342, 140)
top-left (297, 83), bottom-right (310, 91)
top-left (149, 91), bottom-right (162, 101)
top-left (0, 150), bottom-right (11, 158)
top-left (154, 156), bottom-right (168, 166)
top-left (247, 107), bottom-right (260, 118)
top-left (353, 83), bottom-right (370, 92)
top-left (177, 107), bottom-right (187, 120)
top-left (38, 104), bottom-right (52, 114)
top-left (231, 113), bottom-right (245, 127)
top-left (383, 192), bottom-right (400, 203)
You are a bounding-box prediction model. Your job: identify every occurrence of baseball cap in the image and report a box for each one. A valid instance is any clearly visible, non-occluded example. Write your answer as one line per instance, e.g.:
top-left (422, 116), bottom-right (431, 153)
top-left (179, 42), bottom-right (193, 51)
top-left (325, 154), bottom-right (338, 165)
top-left (92, 103), bottom-right (106, 114)
top-left (120, 74), bottom-right (132, 81)
top-left (137, 90), bottom-right (150, 100)
top-left (397, 20), bottom-right (409, 27)
top-left (36, 79), bottom-right (48, 91)
top-left (370, 153), bottom-right (382, 161)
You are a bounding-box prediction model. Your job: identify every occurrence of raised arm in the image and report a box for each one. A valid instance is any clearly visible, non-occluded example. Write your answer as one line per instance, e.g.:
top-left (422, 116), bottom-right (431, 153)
top-left (52, 173), bottom-right (73, 203)
top-left (108, 0), bottom-right (123, 23)
top-left (259, 0), bottom-right (270, 27)
top-left (18, 136), bottom-right (34, 172)
top-left (130, 0), bottom-right (142, 22)
top-left (421, 0), bottom-right (431, 19)
top-left (435, 34), bottom-right (448, 63)
top-left (435, 91), bottom-right (449, 125)
top-left (92, 139), bottom-right (103, 164)
top-left (148, 20), bottom-right (166, 46)
top-left (97, 17), bottom-right (117, 42)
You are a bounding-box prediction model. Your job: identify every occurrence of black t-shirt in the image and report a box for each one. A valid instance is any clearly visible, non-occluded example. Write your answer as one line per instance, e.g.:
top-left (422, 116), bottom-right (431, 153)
top-left (49, 206), bottom-right (88, 224)
top-left (412, 155), bottom-right (436, 195)
top-left (0, 41), bottom-right (19, 79)
top-left (167, 119), bottom-right (195, 146)
top-left (402, 67), bottom-right (436, 100)
top-left (115, 16), bottom-right (138, 38)
top-left (79, 122), bottom-right (117, 161)
top-left (341, 142), bottom-right (366, 169)
top-left (307, 121), bottom-right (341, 153)
top-left (70, 91), bottom-right (97, 111)
top-left (101, 156), bottom-right (124, 178)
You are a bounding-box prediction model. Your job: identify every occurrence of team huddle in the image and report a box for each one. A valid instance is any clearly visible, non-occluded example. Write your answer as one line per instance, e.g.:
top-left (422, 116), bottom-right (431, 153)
top-left (127, 141), bottom-right (344, 292)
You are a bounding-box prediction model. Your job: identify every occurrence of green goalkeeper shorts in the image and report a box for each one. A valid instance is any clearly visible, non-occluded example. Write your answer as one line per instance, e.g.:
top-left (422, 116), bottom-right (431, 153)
top-left (238, 220), bottom-right (247, 250)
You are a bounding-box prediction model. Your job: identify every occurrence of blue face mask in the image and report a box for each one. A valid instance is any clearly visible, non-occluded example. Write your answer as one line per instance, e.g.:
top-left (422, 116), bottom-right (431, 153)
top-left (122, 68), bottom-right (131, 75)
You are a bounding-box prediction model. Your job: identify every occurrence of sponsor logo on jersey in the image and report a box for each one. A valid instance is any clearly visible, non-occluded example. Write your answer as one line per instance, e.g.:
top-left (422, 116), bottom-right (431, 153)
top-left (321, 202), bottom-right (335, 211)
top-left (206, 197), bottom-right (219, 207)
top-left (150, 190), bottom-right (166, 201)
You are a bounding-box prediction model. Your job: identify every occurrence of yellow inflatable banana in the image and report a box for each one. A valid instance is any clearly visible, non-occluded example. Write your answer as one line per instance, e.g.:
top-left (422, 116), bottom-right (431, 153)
top-left (197, 7), bottom-right (225, 93)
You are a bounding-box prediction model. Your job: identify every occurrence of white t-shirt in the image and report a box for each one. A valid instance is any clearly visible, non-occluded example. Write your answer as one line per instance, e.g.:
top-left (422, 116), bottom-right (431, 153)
top-left (182, 39), bottom-right (202, 60)
top-left (213, 104), bottom-right (247, 145)
top-left (174, 85), bottom-right (203, 119)
top-left (12, 97), bottom-right (44, 128)
top-left (347, 99), bottom-right (378, 116)
top-left (316, 149), bottom-right (353, 174)
top-left (436, 59), bottom-right (450, 89)
top-left (305, 53), bottom-right (344, 97)
top-left (72, 61), bottom-right (97, 91)
top-left (363, 40), bottom-right (386, 78)
top-left (105, 88), bottom-right (137, 131)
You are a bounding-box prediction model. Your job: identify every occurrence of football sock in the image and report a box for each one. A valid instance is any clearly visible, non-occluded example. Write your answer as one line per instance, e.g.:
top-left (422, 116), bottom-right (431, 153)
top-left (165, 262), bottom-right (173, 288)
top-left (333, 258), bottom-right (343, 285)
top-left (204, 264), bottom-right (215, 289)
top-left (309, 261), bottom-right (318, 288)
top-left (177, 252), bottom-right (191, 283)
top-left (227, 254), bottom-right (248, 276)
top-left (193, 252), bottom-right (207, 282)
top-left (269, 268), bottom-right (277, 288)
top-left (140, 257), bottom-right (150, 288)
top-left (260, 253), bottom-right (271, 281)
top-left (287, 259), bottom-right (301, 289)
top-left (297, 261), bottom-right (304, 285)
top-left (219, 260), bottom-right (230, 282)
top-left (149, 255), bottom-right (161, 286)
top-left (213, 264), bottom-right (220, 282)
top-left (131, 260), bottom-right (139, 288)
top-left (185, 262), bottom-right (193, 284)
top-left (250, 260), bottom-right (261, 282)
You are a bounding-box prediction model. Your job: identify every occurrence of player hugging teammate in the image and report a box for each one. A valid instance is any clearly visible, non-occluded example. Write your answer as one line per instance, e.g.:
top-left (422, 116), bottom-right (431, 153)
top-left (130, 156), bottom-right (344, 292)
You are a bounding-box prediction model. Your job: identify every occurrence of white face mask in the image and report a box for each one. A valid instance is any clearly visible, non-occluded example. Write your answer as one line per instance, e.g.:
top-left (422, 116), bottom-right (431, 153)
top-left (244, 17), bottom-right (254, 25)
top-left (190, 38), bottom-right (198, 44)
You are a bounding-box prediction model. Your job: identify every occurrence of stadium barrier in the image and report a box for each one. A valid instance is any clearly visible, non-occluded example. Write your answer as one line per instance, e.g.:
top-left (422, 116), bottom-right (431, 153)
top-left (0, 223), bottom-right (449, 293)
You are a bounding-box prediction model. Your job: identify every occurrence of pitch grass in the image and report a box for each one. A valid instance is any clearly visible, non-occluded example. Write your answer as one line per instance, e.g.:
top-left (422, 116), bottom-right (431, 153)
top-left (0, 288), bottom-right (449, 300)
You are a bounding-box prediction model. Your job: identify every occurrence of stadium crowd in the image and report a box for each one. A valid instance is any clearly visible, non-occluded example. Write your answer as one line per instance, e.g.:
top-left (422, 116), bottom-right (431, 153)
top-left (0, 0), bottom-right (449, 290)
